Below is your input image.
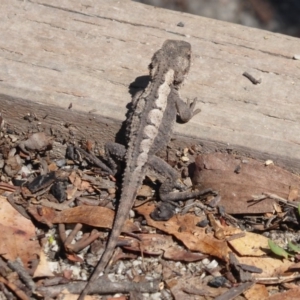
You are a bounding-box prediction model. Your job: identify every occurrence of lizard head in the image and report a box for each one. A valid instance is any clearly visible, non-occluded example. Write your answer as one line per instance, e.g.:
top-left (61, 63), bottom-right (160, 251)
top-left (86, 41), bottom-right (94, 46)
top-left (149, 40), bottom-right (191, 87)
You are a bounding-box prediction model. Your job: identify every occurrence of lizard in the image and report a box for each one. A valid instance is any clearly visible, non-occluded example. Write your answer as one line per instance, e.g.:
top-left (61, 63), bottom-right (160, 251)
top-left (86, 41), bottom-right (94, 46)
top-left (78, 39), bottom-right (203, 299)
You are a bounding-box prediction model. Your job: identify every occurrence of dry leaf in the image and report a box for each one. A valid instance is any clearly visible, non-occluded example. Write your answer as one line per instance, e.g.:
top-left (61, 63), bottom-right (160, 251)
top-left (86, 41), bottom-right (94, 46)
top-left (238, 256), bottom-right (293, 278)
top-left (268, 287), bottom-right (300, 300)
top-left (288, 186), bottom-right (298, 201)
top-left (135, 203), bottom-right (228, 260)
top-left (0, 196), bottom-right (41, 268)
top-left (4, 155), bottom-right (22, 176)
top-left (243, 284), bottom-right (268, 300)
top-left (121, 233), bottom-right (207, 262)
top-left (121, 233), bottom-right (171, 255)
top-left (164, 247), bottom-right (207, 262)
top-left (228, 231), bottom-right (269, 256)
top-left (69, 171), bottom-right (92, 191)
top-left (66, 253), bottom-right (84, 263)
top-left (66, 185), bottom-right (77, 199)
top-left (27, 205), bottom-right (139, 233)
top-left (167, 275), bottom-right (227, 299)
top-left (33, 250), bottom-right (54, 278)
top-left (48, 162), bottom-right (58, 172)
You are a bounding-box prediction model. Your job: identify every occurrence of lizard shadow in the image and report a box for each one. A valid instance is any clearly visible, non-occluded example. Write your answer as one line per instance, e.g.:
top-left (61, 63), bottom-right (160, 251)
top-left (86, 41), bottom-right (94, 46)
top-left (115, 75), bottom-right (150, 145)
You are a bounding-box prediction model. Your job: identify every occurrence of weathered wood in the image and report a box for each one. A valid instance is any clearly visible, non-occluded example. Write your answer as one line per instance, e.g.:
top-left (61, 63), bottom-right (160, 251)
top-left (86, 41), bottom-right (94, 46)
top-left (1, 0), bottom-right (300, 171)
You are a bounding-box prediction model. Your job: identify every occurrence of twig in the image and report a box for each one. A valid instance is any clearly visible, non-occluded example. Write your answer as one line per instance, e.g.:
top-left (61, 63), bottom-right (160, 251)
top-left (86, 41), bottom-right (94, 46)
top-left (243, 72), bottom-right (261, 84)
top-left (36, 190), bottom-right (83, 211)
top-left (0, 275), bottom-right (30, 300)
top-left (7, 258), bottom-right (36, 292)
top-left (251, 192), bottom-right (299, 208)
top-left (256, 273), bottom-right (300, 284)
top-left (0, 282), bottom-right (15, 300)
top-left (214, 281), bottom-right (254, 300)
top-left (74, 146), bottom-right (112, 174)
top-left (36, 278), bottom-right (160, 298)
top-left (0, 182), bottom-right (18, 192)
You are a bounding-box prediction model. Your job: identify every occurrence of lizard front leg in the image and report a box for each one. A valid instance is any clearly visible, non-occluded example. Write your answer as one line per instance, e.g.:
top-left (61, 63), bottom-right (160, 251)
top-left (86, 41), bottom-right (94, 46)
top-left (173, 88), bottom-right (201, 123)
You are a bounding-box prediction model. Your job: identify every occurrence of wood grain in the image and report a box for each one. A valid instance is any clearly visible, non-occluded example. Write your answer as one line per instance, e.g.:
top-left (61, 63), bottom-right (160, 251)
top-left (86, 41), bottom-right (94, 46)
top-left (1, 0), bottom-right (300, 171)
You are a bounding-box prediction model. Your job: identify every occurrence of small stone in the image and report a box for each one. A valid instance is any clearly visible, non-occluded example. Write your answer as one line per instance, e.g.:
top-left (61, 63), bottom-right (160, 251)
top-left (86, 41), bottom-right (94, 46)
top-left (8, 134), bottom-right (18, 143)
top-left (177, 22), bottom-right (184, 27)
top-left (180, 156), bottom-right (189, 162)
top-left (265, 159), bottom-right (274, 166)
top-left (208, 276), bottom-right (227, 288)
top-left (129, 209), bottom-right (135, 218)
top-left (56, 158), bottom-right (66, 167)
top-left (4, 155), bottom-right (22, 176)
top-left (293, 55), bottom-right (300, 60)
top-left (188, 147), bottom-right (195, 155)
top-left (107, 187), bottom-right (116, 195)
top-left (191, 144), bottom-right (202, 152)
top-left (50, 181), bottom-right (67, 203)
top-left (183, 177), bottom-right (192, 187)
top-left (206, 259), bottom-right (219, 270)
top-left (197, 219), bottom-right (209, 227)
top-left (181, 167), bottom-right (189, 178)
top-left (137, 185), bottom-right (153, 198)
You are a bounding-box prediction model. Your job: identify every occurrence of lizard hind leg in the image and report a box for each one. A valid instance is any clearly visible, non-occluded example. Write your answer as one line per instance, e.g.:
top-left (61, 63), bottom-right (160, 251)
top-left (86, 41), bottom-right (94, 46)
top-left (147, 155), bottom-right (215, 221)
top-left (105, 142), bottom-right (126, 176)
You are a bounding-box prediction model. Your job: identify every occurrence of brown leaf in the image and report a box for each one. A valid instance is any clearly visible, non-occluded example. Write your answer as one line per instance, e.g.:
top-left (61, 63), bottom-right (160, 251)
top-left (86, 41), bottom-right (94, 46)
top-left (164, 247), bottom-right (207, 262)
top-left (243, 284), bottom-right (269, 300)
top-left (4, 155), bottom-right (22, 176)
top-left (69, 171), bottom-right (92, 191)
top-left (27, 205), bottom-right (139, 233)
top-left (66, 185), bottom-right (77, 199)
top-left (135, 203), bottom-right (228, 260)
top-left (0, 196), bottom-right (41, 268)
top-left (121, 233), bottom-right (171, 255)
top-left (86, 140), bottom-right (94, 152)
top-left (268, 287), bottom-right (300, 300)
top-left (228, 232), bottom-right (269, 256)
top-left (33, 250), bottom-right (54, 278)
top-left (121, 233), bottom-right (206, 261)
top-left (193, 153), bottom-right (300, 214)
top-left (167, 275), bottom-right (227, 299)
top-left (48, 162), bottom-right (58, 172)
top-left (69, 171), bottom-right (82, 189)
top-left (238, 256), bottom-right (293, 278)
top-left (288, 186), bottom-right (298, 201)
top-left (287, 262), bottom-right (300, 271)
top-left (66, 253), bottom-right (84, 263)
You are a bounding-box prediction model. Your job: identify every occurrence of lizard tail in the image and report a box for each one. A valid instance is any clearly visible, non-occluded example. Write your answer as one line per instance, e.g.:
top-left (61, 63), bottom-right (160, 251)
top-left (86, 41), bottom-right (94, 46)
top-left (78, 170), bottom-right (142, 299)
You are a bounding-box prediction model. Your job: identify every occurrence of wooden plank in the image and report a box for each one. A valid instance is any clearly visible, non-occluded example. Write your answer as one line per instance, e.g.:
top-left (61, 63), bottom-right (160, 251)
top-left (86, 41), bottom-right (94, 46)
top-left (1, 0), bottom-right (300, 171)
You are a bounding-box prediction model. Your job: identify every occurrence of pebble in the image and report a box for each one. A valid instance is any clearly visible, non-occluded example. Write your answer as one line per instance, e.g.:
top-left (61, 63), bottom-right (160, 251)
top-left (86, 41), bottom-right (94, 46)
top-left (55, 158), bottom-right (66, 167)
top-left (265, 159), bottom-right (274, 166)
top-left (107, 187), bottom-right (116, 194)
top-left (180, 156), bottom-right (189, 162)
top-left (137, 184), bottom-right (153, 198)
top-left (8, 134), bottom-right (18, 143)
